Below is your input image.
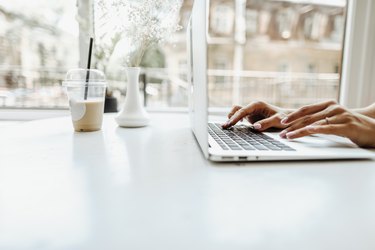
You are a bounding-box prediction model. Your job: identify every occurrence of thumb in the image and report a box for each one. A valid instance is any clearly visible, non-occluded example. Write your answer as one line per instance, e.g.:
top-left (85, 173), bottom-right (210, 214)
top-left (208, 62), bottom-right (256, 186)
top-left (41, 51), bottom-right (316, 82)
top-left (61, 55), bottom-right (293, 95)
top-left (252, 114), bottom-right (283, 131)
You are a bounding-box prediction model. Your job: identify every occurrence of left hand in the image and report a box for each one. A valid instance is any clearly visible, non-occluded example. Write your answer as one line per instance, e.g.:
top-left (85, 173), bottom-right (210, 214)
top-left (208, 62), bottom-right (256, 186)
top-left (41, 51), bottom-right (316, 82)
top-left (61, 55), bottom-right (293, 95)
top-left (279, 100), bottom-right (375, 148)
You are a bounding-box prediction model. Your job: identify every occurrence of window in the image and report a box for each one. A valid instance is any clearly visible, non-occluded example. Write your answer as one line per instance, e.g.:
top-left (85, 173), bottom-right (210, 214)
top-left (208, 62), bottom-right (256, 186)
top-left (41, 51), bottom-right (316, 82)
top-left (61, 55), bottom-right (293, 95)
top-left (3, 0), bottom-right (374, 112)
top-left (246, 9), bottom-right (258, 35)
top-left (307, 64), bottom-right (316, 73)
top-left (210, 4), bottom-right (235, 36)
top-left (0, 0), bottom-right (79, 109)
top-left (213, 60), bottom-right (228, 84)
top-left (0, 0), bottom-right (194, 110)
top-left (208, 0), bottom-right (348, 109)
top-left (93, 0), bottom-right (193, 109)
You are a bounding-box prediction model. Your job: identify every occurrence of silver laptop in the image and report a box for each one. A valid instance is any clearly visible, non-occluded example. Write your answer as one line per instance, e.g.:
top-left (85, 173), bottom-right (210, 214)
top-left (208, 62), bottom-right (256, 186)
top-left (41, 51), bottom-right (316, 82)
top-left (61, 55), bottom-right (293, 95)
top-left (187, 0), bottom-right (374, 162)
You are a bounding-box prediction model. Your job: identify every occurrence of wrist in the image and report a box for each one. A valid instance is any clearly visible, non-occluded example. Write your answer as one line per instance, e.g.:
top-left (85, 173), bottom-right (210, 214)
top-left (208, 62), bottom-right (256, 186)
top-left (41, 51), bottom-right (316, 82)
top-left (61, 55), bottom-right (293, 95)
top-left (352, 108), bottom-right (366, 115)
top-left (352, 103), bottom-right (375, 119)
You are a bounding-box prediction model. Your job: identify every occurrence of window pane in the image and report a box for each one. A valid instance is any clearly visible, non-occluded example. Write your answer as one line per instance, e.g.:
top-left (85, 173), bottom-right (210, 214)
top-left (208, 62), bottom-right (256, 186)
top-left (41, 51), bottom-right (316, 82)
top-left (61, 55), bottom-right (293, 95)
top-left (93, 0), bottom-right (193, 109)
top-left (0, 0), bottom-right (347, 110)
top-left (0, 0), bottom-right (78, 108)
top-left (208, 0), bottom-right (347, 108)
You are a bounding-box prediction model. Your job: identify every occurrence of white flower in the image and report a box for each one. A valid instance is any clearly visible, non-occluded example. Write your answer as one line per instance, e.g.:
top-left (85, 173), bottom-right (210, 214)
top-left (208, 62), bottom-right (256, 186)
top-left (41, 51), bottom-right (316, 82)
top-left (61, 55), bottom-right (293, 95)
top-left (96, 0), bottom-right (183, 67)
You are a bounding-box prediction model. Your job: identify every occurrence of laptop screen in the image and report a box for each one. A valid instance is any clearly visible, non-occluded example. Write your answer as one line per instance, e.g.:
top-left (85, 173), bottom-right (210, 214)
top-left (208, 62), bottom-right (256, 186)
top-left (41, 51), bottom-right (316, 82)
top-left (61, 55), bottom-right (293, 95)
top-left (187, 1), bottom-right (209, 158)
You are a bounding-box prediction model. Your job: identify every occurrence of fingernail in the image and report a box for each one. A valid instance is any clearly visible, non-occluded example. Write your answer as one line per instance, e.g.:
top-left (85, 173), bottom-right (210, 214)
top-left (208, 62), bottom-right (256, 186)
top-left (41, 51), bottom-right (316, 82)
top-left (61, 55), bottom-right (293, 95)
top-left (222, 121), bottom-right (231, 128)
top-left (281, 117), bottom-right (288, 124)
top-left (286, 131), bottom-right (296, 139)
top-left (253, 123), bottom-right (261, 130)
top-left (279, 130), bottom-right (287, 138)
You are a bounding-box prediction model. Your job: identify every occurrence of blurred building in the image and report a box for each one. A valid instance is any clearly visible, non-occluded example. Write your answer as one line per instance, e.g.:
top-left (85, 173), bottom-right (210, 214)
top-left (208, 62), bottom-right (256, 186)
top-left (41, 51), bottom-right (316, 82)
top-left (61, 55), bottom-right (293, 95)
top-left (0, 2), bottom-right (78, 107)
top-left (166, 0), bottom-right (347, 108)
top-left (208, 0), bottom-right (345, 74)
top-left (0, 5), bottom-right (78, 86)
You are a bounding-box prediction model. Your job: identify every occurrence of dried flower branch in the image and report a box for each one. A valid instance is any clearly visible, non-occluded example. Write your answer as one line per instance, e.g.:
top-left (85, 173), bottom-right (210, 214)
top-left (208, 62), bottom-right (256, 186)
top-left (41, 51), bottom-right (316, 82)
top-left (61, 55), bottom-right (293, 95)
top-left (95, 0), bottom-right (183, 67)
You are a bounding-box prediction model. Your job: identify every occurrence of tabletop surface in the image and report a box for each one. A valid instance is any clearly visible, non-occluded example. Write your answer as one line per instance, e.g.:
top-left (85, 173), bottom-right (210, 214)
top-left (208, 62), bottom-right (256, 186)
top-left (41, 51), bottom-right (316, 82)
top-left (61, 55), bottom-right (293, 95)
top-left (1, 113), bottom-right (375, 250)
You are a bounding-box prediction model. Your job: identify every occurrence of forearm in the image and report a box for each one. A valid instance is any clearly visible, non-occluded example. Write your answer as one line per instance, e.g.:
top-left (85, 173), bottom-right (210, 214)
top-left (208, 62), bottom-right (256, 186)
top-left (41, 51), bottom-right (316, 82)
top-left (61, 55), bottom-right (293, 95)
top-left (352, 103), bottom-right (375, 118)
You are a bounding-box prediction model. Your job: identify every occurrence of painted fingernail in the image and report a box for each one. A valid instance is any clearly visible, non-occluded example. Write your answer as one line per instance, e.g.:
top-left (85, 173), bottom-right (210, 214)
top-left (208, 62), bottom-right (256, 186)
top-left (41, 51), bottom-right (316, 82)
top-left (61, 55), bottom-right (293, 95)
top-left (281, 117), bottom-right (288, 124)
top-left (279, 130), bottom-right (287, 138)
top-left (253, 123), bottom-right (261, 130)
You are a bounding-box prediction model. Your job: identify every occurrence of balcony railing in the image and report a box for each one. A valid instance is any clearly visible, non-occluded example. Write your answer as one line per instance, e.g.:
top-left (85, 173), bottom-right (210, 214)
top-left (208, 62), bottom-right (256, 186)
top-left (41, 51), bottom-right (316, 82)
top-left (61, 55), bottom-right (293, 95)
top-left (0, 67), bottom-right (339, 110)
top-left (207, 69), bottom-right (339, 108)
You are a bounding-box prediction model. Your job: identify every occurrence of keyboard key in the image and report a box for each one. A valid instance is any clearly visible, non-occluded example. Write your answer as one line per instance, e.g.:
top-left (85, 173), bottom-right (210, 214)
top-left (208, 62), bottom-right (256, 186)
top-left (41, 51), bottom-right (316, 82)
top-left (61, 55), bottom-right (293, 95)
top-left (267, 146), bottom-right (282, 151)
top-left (253, 145), bottom-right (269, 150)
top-left (231, 148), bottom-right (243, 150)
top-left (208, 123), bottom-right (294, 152)
top-left (242, 146), bottom-right (255, 150)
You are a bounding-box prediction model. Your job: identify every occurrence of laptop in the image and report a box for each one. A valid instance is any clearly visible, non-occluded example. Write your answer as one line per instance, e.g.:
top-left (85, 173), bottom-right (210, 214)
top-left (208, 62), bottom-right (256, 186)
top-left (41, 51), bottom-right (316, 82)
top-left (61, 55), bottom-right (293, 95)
top-left (187, 0), bottom-right (375, 162)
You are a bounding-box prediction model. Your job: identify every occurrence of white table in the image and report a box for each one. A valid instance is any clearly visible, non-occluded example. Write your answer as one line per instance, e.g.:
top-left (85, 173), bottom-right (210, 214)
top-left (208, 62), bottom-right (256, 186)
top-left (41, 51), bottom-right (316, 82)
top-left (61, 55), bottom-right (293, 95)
top-left (1, 113), bottom-right (375, 250)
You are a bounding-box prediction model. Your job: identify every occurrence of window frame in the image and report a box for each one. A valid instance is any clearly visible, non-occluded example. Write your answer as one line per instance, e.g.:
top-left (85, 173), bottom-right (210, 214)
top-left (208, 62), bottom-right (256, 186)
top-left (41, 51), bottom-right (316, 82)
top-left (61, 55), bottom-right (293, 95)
top-left (77, 0), bottom-right (94, 68)
top-left (340, 0), bottom-right (375, 108)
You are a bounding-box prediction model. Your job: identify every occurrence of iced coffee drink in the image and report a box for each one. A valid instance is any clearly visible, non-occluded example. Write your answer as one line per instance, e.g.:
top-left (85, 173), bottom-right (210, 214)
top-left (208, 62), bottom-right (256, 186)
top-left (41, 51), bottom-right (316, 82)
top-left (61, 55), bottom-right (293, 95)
top-left (63, 69), bottom-right (107, 132)
top-left (70, 99), bottom-right (104, 132)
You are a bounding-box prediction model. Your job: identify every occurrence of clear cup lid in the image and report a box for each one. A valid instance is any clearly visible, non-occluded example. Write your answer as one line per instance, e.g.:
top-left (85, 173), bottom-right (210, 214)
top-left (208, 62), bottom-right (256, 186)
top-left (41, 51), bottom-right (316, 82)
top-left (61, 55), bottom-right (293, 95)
top-left (62, 69), bottom-right (107, 86)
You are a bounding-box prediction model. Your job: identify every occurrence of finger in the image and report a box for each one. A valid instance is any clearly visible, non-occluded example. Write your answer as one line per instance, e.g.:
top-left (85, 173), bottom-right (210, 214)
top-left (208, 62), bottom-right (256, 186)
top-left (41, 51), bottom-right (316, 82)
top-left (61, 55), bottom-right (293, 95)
top-left (227, 105), bottom-right (242, 119)
top-left (313, 118), bottom-right (332, 126)
top-left (223, 102), bottom-right (267, 128)
top-left (285, 124), bottom-right (348, 139)
top-left (222, 105), bottom-right (242, 128)
top-left (281, 100), bottom-right (337, 125)
top-left (253, 114), bottom-right (283, 131)
top-left (312, 113), bottom-right (351, 126)
top-left (280, 108), bottom-right (337, 138)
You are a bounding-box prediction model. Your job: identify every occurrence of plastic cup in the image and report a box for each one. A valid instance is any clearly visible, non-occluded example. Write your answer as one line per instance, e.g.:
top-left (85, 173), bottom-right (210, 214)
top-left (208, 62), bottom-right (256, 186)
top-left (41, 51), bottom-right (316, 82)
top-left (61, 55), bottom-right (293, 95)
top-left (63, 69), bottom-right (107, 132)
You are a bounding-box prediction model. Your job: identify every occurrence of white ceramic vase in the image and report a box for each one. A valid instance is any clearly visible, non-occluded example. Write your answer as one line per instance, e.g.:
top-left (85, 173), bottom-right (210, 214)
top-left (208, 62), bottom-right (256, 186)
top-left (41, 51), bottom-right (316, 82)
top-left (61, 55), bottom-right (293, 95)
top-left (115, 67), bottom-right (150, 127)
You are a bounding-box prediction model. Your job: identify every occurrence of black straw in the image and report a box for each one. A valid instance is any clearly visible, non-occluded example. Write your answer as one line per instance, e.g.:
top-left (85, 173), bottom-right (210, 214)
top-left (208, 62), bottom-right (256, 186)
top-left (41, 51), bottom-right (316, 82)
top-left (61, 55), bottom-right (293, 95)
top-left (84, 37), bottom-right (94, 100)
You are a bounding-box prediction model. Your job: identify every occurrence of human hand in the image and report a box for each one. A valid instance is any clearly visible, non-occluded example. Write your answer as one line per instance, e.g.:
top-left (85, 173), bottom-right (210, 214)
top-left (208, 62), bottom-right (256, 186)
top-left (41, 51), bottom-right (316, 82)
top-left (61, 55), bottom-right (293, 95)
top-left (279, 100), bottom-right (375, 147)
top-left (222, 101), bottom-right (292, 131)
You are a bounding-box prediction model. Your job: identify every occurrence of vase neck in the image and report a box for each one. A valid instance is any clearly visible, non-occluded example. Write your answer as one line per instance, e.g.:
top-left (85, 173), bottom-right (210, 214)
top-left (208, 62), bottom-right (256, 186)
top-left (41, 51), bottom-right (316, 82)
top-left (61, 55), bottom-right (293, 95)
top-left (125, 67), bottom-right (141, 75)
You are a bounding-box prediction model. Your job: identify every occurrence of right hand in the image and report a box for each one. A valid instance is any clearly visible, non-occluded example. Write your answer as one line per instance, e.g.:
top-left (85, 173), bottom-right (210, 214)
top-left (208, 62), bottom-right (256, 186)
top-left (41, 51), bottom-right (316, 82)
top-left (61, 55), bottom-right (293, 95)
top-left (222, 101), bottom-right (292, 131)
top-left (278, 100), bottom-right (375, 147)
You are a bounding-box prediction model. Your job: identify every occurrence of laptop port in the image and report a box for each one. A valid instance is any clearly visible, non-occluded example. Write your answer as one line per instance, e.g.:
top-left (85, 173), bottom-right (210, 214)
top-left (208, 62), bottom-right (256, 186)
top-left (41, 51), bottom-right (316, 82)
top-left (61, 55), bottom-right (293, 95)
top-left (238, 156), bottom-right (248, 160)
top-left (222, 156), bottom-right (234, 160)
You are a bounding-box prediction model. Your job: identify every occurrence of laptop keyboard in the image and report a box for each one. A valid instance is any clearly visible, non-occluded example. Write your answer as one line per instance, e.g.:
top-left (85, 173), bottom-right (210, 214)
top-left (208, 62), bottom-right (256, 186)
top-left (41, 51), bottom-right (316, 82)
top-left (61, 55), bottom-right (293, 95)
top-left (208, 123), bottom-right (295, 151)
